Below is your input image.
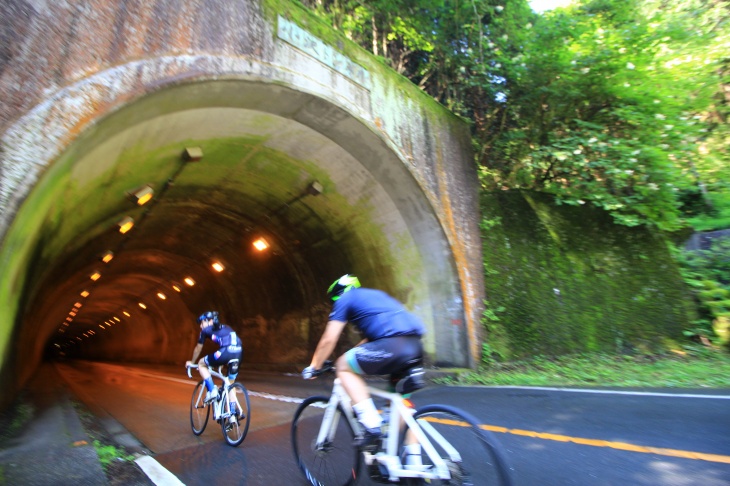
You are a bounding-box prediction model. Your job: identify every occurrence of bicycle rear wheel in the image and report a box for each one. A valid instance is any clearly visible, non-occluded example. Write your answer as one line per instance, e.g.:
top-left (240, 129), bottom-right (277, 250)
top-left (408, 404), bottom-right (513, 486)
top-left (220, 383), bottom-right (251, 447)
top-left (291, 396), bottom-right (361, 486)
top-left (190, 381), bottom-right (210, 435)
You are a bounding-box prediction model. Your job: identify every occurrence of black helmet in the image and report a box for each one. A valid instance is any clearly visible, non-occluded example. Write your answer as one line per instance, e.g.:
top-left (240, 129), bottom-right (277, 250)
top-left (197, 311), bottom-right (220, 328)
top-left (326, 274), bottom-right (361, 301)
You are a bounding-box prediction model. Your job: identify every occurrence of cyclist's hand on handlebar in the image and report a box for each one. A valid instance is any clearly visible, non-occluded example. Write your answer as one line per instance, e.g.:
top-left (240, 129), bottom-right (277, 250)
top-left (302, 365), bottom-right (317, 380)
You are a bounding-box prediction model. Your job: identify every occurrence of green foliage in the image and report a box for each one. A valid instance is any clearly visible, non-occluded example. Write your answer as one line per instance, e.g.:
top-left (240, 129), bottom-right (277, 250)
top-left (677, 238), bottom-right (730, 345)
top-left (454, 348), bottom-right (730, 387)
top-left (478, 0), bottom-right (729, 231)
top-left (92, 440), bottom-right (134, 471)
top-left (686, 193), bottom-right (730, 231)
top-left (0, 400), bottom-right (33, 441)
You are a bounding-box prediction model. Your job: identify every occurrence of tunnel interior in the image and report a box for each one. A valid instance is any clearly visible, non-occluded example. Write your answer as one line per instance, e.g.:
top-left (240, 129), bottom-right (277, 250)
top-left (5, 79), bottom-right (466, 386)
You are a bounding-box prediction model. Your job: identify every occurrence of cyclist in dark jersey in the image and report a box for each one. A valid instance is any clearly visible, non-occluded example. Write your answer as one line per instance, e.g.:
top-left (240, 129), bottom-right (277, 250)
top-left (186, 311), bottom-right (243, 412)
top-left (303, 275), bottom-right (426, 457)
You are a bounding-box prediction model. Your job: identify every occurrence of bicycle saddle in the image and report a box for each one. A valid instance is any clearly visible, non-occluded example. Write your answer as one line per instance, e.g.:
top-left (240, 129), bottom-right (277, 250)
top-left (391, 366), bottom-right (426, 394)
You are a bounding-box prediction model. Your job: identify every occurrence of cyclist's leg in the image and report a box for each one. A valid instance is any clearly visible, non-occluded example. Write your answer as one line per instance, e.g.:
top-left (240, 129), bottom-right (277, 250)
top-left (342, 337), bottom-right (421, 437)
top-left (225, 351), bottom-right (242, 416)
top-left (337, 351), bottom-right (382, 436)
top-left (199, 352), bottom-right (219, 391)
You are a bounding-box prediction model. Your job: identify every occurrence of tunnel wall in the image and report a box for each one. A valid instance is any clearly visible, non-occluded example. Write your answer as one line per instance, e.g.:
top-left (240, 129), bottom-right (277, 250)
top-left (0, 0), bottom-right (484, 401)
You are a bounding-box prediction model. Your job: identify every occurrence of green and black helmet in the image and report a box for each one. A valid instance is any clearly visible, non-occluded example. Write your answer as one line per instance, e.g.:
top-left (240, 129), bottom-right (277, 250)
top-left (327, 274), bottom-right (361, 301)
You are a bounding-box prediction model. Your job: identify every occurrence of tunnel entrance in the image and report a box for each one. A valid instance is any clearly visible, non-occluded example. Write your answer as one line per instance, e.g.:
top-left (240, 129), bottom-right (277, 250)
top-left (7, 79), bottom-right (468, 380)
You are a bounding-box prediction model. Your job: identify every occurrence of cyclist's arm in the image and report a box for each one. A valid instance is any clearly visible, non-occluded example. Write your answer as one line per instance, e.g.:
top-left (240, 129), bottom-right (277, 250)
top-left (309, 319), bottom-right (346, 369)
top-left (187, 342), bottom-right (204, 366)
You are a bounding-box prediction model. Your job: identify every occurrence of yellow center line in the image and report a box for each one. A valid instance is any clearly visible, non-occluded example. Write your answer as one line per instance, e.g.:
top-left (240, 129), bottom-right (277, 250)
top-left (422, 417), bottom-right (730, 464)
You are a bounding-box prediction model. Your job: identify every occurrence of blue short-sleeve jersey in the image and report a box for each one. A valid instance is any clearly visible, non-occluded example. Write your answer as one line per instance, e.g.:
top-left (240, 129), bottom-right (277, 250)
top-left (329, 287), bottom-right (425, 341)
top-left (198, 324), bottom-right (241, 351)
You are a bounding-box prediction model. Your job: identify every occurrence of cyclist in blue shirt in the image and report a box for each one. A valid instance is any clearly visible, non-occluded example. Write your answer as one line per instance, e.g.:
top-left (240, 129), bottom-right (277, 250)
top-left (303, 275), bottom-right (426, 457)
top-left (186, 311), bottom-right (244, 417)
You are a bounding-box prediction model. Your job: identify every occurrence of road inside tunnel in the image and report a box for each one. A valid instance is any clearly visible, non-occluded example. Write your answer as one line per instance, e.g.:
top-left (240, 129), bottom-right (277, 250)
top-left (1, 79), bottom-right (470, 406)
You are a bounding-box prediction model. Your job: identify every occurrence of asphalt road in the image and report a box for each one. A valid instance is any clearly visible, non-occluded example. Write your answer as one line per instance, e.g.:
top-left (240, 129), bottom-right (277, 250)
top-left (56, 361), bottom-right (730, 486)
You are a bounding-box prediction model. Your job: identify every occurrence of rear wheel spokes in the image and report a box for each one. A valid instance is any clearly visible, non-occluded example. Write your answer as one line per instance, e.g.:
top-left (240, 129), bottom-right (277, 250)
top-left (411, 404), bottom-right (513, 486)
top-left (221, 383), bottom-right (251, 446)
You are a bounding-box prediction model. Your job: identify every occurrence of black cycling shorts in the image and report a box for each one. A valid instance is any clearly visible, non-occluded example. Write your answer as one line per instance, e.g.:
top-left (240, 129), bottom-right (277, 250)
top-left (204, 346), bottom-right (243, 375)
top-left (345, 336), bottom-right (423, 377)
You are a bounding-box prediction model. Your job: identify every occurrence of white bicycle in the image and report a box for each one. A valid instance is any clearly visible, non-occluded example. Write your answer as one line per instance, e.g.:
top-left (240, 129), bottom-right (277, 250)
top-left (291, 361), bottom-right (513, 485)
top-left (186, 363), bottom-right (251, 447)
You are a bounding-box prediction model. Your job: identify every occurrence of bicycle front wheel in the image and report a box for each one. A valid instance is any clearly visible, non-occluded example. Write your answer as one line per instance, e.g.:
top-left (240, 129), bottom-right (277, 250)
top-left (291, 396), bottom-right (361, 486)
top-left (409, 404), bottom-right (513, 486)
top-left (220, 383), bottom-right (251, 447)
top-left (190, 381), bottom-right (210, 435)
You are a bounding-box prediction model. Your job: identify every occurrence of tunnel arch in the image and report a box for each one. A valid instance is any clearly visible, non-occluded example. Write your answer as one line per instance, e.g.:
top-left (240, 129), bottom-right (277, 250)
top-left (6, 75), bottom-right (467, 387)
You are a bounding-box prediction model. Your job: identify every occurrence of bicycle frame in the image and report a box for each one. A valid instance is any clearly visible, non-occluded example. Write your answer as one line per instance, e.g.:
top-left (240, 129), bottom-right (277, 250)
top-left (188, 365), bottom-right (235, 421)
top-left (319, 378), bottom-right (458, 482)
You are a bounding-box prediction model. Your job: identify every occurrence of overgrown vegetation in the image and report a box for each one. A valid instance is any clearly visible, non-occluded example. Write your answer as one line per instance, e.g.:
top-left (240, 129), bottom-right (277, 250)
top-left (439, 346), bottom-right (730, 387)
top-left (677, 239), bottom-right (730, 345)
top-left (92, 440), bottom-right (135, 471)
top-left (0, 396), bottom-right (33, 442)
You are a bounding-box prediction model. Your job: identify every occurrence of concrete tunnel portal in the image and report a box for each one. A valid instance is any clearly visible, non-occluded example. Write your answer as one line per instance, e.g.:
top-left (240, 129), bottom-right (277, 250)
top-left (8, 80), bottom-right (470, 381)
top-left (0, 1), bottom-right (485, 406)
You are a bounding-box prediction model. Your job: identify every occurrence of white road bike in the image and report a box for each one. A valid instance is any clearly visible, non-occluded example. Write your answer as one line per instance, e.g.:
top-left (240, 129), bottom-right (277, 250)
top-left (291, 362), bottom-right (513, 485)
top-left (187, 363), bottom-right (251, 447)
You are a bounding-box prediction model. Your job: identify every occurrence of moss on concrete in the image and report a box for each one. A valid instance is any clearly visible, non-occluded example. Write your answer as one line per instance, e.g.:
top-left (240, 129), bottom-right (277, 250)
top-left (480, 190), bottom-right (695, 360)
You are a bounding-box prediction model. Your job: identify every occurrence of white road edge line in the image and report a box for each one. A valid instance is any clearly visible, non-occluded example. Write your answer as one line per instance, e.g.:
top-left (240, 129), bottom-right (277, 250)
top-left (135, 455), bottom-right (186, 486)
top-left (138, 368), bottom-right (730, 402)
top-left (490, 385), bottom-right (730, 399)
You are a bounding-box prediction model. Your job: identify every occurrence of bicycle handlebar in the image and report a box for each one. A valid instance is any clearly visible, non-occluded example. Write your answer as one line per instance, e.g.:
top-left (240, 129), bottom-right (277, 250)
top-left (312, 359), bottom-right (335, 377)
top-left (186, 363), bottom-right (197, 378)
top-left (186, 363), bottom-right (224, 379)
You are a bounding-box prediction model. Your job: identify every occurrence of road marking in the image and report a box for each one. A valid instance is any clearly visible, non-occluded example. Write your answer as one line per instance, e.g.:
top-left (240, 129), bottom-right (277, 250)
top-left (484, 425), bottom-right (730, 464)
top-left (135, 455), bottom-right (186, 486)
top-left (423, 415), bottom-right (730, 464)
top-left (491, 386), bottom-right (730, 399)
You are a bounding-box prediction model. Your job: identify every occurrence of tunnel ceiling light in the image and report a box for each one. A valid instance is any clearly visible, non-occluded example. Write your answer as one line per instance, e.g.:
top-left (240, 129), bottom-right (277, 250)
top-left (253, 238), bottom-right (269, 251)
top-left (101, 251), bottom-right (114, 263)
top-left (113, 316), bottom-right (120, 322)
top-left (118, 216), bottom-right (134, 234)
top-left (184, 277), bottom-right (195, 286)
top-left (157, 292), bottom-right (167, 300)
top-left (253, 237), bottom-right (269, 251)
top-left (212, 262), bottom-right (225, 272)
top-left (80, 290), bottom-right (90, 298)
top-left (99, 325), bottom-right (104, 329)
top-left (172, 284), bottom-right (181, 292)
top-left (183, 147), bottom-right (203, 162)
top-left (138, 302), bottom-right (147, 309)
top-left (90, 271), bottom-right (101, 281)
top-left (131, 185), bottom-right (154, 206)
top-left (123, 311), bottom-right (131, 317)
